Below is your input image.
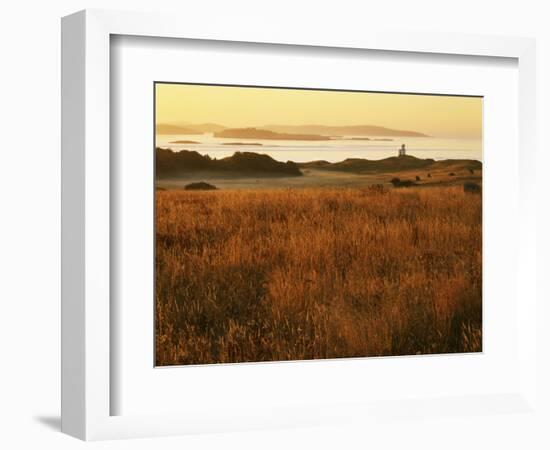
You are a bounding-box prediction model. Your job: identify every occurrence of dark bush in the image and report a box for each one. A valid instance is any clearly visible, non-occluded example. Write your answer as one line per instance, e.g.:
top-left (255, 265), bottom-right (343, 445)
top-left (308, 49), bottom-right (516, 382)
top-left (398, 180), bottom-right (416, 187)
top-left (364, 184), bottom-right (388, 194)
top-left (184, 182), bottom-right (218, 191)
top-left (390, 177), bottom-right (416, 188)
top-left (156, 148), bottom-right (302, 178)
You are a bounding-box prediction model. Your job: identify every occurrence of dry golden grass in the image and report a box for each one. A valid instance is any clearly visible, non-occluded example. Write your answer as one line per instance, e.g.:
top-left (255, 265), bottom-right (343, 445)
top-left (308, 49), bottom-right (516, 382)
top-left (155, 186), bottom-right (482, 366)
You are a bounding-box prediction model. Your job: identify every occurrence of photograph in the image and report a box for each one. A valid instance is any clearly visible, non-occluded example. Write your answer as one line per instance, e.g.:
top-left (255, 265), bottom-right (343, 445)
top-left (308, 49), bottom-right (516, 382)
top-left (154, 83), bottom-right (483, 366)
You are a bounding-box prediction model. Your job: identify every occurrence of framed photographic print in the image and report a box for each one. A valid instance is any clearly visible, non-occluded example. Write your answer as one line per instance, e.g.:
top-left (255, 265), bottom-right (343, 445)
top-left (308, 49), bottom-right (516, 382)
top-left (61, 9), bottom-right (538, 441)
top-left (153, 82), bottom-right (483, 367)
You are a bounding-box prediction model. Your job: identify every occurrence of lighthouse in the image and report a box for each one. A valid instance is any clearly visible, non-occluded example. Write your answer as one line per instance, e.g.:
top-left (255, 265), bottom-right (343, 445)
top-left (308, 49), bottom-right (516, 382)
top-left (398, 144), bottom-right (407, 157)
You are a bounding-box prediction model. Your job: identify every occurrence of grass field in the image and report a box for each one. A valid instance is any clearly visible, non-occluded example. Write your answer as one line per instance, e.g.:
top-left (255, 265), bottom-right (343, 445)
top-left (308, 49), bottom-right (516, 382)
top-left (155, 185), bottom-right (482, 366)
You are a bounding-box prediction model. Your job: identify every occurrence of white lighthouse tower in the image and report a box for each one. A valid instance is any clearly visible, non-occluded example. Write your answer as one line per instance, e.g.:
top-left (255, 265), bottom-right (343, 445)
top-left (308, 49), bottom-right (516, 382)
top-left (398, 144), bottom-right (407, 157)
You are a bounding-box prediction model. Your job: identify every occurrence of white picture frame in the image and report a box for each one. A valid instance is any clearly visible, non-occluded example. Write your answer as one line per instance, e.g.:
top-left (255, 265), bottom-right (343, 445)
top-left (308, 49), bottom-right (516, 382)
top-left (61, 9), bottom-right (537, 441)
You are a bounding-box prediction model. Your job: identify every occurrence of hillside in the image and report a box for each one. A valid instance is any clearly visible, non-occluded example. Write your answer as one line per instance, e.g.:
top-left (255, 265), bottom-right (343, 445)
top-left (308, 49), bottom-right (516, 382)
top-left (263, 124), bottom-right (430, 137)
top-left (156, 148), bottom-right (302, 178)
top-left (214, 127), bottom-right (330, 141)
top-left (299, 155), bottom-right (481, 174)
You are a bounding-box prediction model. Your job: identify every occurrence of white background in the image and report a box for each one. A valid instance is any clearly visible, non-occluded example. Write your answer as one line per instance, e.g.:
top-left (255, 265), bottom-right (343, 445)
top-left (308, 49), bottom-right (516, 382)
top-left (112, 36), bottom-right (519, 417)
top-left (0, 1), bottom-right (548, 449)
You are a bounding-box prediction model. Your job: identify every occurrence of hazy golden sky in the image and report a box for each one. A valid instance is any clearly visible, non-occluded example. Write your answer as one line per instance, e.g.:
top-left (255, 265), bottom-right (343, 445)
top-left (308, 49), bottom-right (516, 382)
top-left (155, 83), bottom-right (482, 139)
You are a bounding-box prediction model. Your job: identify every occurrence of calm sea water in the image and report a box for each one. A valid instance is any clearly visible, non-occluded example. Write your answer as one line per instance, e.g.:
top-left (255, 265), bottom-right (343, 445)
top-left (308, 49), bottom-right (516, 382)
top-left (156, 134), bottom-right (482, 163)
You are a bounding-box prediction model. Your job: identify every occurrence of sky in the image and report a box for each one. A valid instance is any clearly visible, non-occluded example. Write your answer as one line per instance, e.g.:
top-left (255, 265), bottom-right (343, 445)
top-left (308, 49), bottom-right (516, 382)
top-left (155, 83), bottom-right (483, 139)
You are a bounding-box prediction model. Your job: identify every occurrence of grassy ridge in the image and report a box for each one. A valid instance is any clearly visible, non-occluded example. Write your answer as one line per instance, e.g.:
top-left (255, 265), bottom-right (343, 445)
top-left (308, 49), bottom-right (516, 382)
top-left (155, 186), bottom-right (482, 366)
top-left (298, 155), bottom-right (482, 174)
top-left (156, 148), bottom-right (302, 178)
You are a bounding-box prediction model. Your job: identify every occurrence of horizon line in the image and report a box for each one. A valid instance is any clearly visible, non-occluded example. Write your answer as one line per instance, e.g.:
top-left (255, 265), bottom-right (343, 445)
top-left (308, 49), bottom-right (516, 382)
top-left (155, 122), bottom-right (485, 140)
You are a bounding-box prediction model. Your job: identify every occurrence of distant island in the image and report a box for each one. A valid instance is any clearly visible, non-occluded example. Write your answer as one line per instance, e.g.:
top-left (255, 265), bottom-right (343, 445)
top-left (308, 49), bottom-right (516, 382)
top-left (157, 123), bottom-right (429, 138)
top-left (222, 142), bottom-right (263, 146)
top-left (333, 137), bottom-right (394, 141)
top-left (214, 127), bottom-right (331, 141)
top-left (263, 124), bottom-right (430, 137)
top-left (169, 140), bottom-right (200, 144)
